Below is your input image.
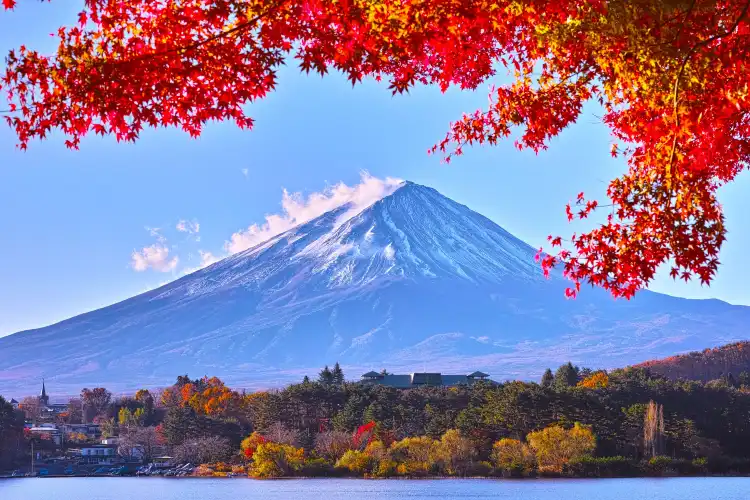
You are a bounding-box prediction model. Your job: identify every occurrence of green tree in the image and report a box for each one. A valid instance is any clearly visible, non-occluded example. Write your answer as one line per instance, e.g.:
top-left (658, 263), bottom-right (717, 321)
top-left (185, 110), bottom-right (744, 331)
top-left (160, 406), bottom-right (200, 446)
top-left (0, 396), bottom-right (24, 469)
top-left (554, 363), bottom-right (579, 390)
top-left (319, 366), bottom-right (334, 385)
top-left (541, 368), bottom-right (554, 388)
top-left (332, 362), bottom-right (345, 385)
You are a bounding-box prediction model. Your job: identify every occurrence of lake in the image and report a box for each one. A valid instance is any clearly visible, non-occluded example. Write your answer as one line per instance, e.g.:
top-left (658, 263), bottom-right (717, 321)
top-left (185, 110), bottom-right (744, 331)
top-left (1, 477), bottom-right (750, 500)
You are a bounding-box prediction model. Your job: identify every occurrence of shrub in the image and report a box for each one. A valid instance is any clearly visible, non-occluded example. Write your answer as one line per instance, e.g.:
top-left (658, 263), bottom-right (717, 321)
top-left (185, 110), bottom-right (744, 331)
top-left (565, 456), bottom-right (636, 477)
top-left (250, 442), bottom-right (305, 478)
top-left (335, 450), bottom-right (373, 475)
top-left (389, 436), bottom-right (438, 475)
top-left (491, 438), bottom-right (535, 476)
top-left (301, 457), bottom-right (335, 477)
top-left (527, 423), bottom-right (596, 474)
top-left (372, 459), bottom-right (398, 478)
top-left (432, 429), bottom-right (476, 476)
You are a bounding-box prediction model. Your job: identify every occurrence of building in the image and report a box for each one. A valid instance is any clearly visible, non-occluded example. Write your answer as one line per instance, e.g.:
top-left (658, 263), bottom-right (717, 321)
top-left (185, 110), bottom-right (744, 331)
top-left (9, 398), bottom-right (19, 410)
top-left (35, 380), bottom-right (68, 419)
top-left (28, 423), bottom-right (63, 446)
top-left (70, 444), bottom-right (119, 465)
top-left (360, 371), bottom-right (493, 388)
top-left (61, 423), bottom-right (101, 440)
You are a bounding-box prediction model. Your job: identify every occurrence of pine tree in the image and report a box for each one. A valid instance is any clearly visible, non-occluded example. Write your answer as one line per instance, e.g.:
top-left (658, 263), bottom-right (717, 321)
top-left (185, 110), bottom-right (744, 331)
top-left (541, 368), bottom-right (554, 388)
top-left (553, 362), bottom-right (579, 390)
top-left (318, 366), bottom-right (334, 385)
top-left (302, 376), bottom-right (310, 384)
top-left (332, 362), bottom-right (345, 385)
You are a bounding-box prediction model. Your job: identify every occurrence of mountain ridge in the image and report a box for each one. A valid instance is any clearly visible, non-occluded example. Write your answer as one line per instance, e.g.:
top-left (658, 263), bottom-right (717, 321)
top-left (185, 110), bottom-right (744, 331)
top-left (1, 181), bottom-right (748, 395)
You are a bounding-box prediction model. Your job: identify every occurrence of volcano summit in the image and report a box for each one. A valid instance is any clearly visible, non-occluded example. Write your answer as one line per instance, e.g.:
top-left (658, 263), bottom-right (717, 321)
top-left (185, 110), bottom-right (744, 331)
top-left (1, 182), bottom-right (748, 394)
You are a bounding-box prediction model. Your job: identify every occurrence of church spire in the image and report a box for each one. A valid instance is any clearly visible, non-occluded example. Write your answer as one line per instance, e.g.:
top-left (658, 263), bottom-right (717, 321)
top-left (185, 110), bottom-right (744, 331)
top-left (39, 378), bottom-right (49, 406)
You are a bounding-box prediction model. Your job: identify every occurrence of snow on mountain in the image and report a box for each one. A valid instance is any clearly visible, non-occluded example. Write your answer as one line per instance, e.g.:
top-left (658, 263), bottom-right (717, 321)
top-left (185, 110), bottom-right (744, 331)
top-left (0, 182), bottom-right (748, 395)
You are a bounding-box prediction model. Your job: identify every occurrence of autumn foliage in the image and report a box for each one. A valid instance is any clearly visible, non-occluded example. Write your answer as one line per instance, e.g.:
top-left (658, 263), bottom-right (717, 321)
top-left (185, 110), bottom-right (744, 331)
top-left (2, 1), bottom-right (750, 298)
top-left (578, 371), bottom-right (610, 390)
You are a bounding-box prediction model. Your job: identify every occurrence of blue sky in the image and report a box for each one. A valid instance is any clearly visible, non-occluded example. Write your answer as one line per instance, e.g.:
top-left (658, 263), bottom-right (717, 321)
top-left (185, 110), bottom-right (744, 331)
top-left (1, 2), bottom-right (749, 337)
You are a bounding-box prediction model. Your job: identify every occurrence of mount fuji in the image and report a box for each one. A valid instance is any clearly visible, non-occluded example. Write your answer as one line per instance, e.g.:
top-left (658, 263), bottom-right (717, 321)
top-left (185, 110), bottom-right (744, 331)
top-left (1, 181), bottom-right (749, 395)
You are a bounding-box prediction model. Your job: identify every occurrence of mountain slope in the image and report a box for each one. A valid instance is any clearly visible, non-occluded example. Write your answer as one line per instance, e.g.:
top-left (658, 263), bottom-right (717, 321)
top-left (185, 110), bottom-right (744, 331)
top-left (1, 182), bottom-right (748, 395)
top-left (635, 341), bottom-right (750, 381)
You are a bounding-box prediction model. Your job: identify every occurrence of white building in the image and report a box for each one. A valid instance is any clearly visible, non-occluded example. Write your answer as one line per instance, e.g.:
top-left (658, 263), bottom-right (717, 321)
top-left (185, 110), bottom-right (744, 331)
top-left (71, 444), bottom-right (119, 465)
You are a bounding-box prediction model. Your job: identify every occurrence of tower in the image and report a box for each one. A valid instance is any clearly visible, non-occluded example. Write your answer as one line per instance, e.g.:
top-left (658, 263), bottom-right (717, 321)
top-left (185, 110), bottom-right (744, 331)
top-left (39, 379), bottom-right (49, 407)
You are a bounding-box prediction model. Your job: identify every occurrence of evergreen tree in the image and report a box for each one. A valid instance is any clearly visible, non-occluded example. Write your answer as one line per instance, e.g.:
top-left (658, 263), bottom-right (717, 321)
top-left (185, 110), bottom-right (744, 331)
top-left (739, 371), bottom-right (750, 387)
top-left (332, 362), bottom-right (345, 385)
top-left (318, 365), bottom-right (334, 385)
top-left (302, 375), bottom-right (310, 384)
top-left (541, 368), bottom-right (554, 388)
top-left (553, 362), bottom-right (579, 390)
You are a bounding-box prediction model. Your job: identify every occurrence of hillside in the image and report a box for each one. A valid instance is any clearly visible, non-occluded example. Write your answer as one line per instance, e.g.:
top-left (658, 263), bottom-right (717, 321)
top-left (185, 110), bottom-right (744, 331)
top-left (1, 181), bottom-right (748, 396)
top-left (635, 341), bottom-right (750, 381)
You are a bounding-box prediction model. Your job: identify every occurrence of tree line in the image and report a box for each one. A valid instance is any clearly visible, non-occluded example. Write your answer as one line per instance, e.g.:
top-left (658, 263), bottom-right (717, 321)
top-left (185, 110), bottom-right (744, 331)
top-left (5, 362), bottom-right (750, 476)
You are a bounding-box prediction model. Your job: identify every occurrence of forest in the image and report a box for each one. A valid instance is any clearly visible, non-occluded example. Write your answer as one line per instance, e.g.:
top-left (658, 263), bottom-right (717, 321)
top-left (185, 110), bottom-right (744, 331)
top-left (4, 363), bottom-right (750, 478)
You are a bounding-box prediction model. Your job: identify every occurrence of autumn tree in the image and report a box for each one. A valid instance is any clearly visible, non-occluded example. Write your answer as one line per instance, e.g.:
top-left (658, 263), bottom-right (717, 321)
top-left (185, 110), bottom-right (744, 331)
top-left (314, 430), bottom-right (353, 462)
top-left (644, 400), bottom-right (665, 458)
top-left (80, 387), bottom-right (112, 423)
top-left (578, 371), bottom-right (609, 390)
top-left (18, 396), bottom-right (41, 421)
top-left (251, 442), bottom-right (305, 478)
top-left (490, 438), bottom-right (536, 475)
top-left (3, 0), bottom-right (750, 298)
top-left (432, 429), bottom-right (476, 476)
top-left (65, 398), bottom-right (83, 424)
top-left (526, 423), bottom-right (596, 473)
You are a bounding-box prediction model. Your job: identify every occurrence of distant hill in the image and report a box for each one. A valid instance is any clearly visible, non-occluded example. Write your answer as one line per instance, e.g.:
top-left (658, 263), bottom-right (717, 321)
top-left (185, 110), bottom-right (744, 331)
top-left (635, 342), bottom-right (750, 381)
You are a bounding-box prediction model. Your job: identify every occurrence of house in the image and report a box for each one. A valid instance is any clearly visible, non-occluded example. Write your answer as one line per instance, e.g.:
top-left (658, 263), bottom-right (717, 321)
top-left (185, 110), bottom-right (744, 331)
top-left (10, 398), bottom-right (19, 410)
top-left (70, 444), bottom-right (119, 465)
top-left (360, 370), bottom-right (493, 388)
top-left (29, 423), bottom-right (63, 446)
top-left (62, 423), bottom-right (101, 440)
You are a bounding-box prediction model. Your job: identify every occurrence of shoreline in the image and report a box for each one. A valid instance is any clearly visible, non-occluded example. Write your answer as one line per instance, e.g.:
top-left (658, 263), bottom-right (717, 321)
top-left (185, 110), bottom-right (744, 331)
top-left (4, 473), bottom-right (750, 480)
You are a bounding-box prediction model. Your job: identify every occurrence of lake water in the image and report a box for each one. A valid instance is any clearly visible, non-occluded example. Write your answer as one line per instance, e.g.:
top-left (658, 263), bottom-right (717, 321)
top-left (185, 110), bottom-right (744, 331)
top-left (1, 477), bottom-right (749, 500)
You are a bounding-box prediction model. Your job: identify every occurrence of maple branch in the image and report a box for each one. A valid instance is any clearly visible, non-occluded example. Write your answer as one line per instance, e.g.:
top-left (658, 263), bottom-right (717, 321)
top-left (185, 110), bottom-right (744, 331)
top-left (669, 0), bottom-right (750, 172)
top-left (101, 0), bottom-right (289, 67)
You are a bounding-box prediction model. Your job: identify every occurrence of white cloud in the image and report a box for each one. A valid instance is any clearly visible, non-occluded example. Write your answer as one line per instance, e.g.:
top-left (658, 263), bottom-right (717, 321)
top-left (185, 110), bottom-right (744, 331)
top-left (241, 168), bottom-right (249, 178)
top-left (225, 172), bottom-right (404, 254)
top-left (145, 226), bottom-right (166, 243)
top-left (199, 250), bottom-right (220, 268)
top-left (131, 244), bottom-right (179, 273)
top-left (181, 250), bottom-right (222, 276)
top-left (176, 219), bottom-right (200, 235)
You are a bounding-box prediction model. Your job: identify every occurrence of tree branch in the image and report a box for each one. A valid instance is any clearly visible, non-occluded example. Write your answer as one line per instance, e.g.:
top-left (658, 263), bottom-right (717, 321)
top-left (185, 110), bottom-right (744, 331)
top-left (668, 0), bottom-right (750, 172)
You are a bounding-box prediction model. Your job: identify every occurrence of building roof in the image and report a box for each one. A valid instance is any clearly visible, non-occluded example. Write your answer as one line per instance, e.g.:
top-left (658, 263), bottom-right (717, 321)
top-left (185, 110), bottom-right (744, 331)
top-left (10, 398), bottom-right (18, 404)
top-left (41, 379), bottom-right (47, 398)
top-left (360, 371), bottom-right (493, 388)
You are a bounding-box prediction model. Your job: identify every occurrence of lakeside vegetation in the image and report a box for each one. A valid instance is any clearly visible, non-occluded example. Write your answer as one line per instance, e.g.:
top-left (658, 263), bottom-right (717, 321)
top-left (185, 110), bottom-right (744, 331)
top-left (5, 363), bottom-right (750, 478)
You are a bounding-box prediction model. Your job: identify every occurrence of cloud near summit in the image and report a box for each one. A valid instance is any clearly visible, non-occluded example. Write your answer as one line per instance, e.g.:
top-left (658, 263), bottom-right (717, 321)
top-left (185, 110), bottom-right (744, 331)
top-left (225, 173), bottom-right (404, 254)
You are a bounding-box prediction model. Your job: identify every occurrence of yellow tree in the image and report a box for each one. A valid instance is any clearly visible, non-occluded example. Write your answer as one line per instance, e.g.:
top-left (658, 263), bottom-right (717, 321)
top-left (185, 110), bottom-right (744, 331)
top-left (577, 371), bottom-right (609, 389)
top-left (491, 438), bottom-right (536, 473)
top-left (526, 423), bottom-right (596, 473)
